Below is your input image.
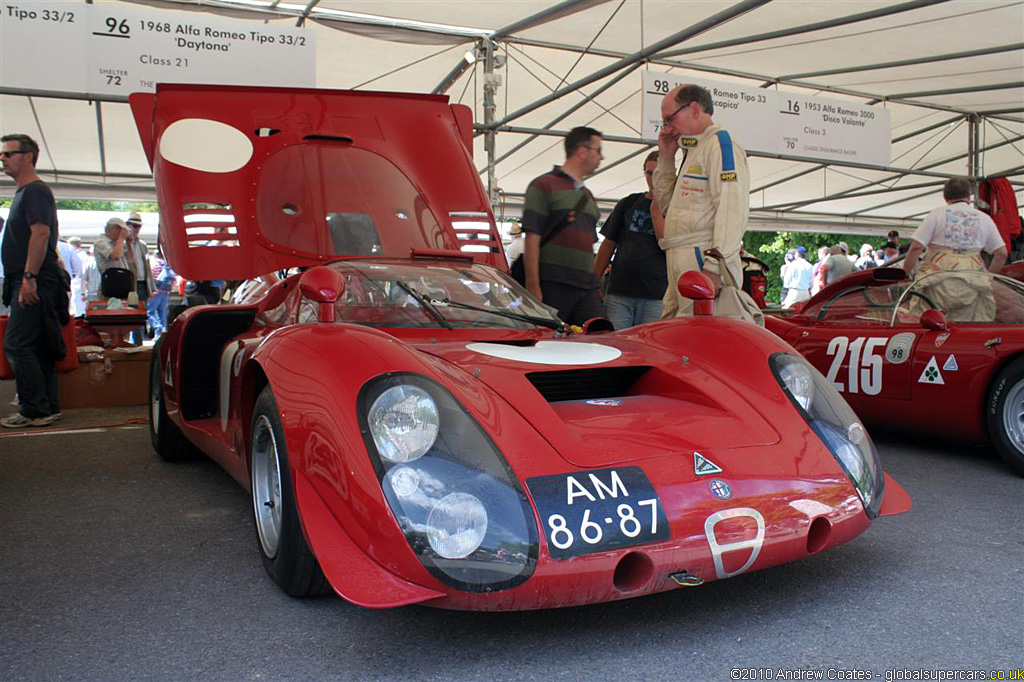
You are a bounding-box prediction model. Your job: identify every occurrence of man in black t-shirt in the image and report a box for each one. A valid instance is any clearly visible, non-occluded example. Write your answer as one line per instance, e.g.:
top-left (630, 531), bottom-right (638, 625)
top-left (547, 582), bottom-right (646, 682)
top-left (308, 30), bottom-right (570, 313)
top-left (592, 151), bottom-right (667, 329)
top-left (1, 133), bottom-right (62, 428)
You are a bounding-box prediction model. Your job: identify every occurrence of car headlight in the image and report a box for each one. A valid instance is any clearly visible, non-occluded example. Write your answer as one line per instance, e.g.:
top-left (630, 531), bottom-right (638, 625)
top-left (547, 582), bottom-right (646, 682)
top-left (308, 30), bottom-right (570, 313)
top-left (770, 353), bottom-right (884, 518)
top-left (368, 385), bottom-right (439, 463)
top-left (777, 359), bottom-right (814, 411)
top-left (360, 373), bottom-right (537, 592)
top-left (426, 492), bottom-right (488, 559)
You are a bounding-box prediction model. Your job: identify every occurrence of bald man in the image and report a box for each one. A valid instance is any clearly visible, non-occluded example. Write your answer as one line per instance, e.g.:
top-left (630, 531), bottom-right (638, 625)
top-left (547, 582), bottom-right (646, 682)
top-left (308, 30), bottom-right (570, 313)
top-left (654, 84), bottom-right (756, 322)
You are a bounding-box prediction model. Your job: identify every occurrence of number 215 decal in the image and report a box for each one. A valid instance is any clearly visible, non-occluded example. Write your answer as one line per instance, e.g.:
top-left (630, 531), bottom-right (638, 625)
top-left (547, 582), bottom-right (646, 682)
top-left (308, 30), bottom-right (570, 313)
top-left (825, 336), bottom-right (887, 395)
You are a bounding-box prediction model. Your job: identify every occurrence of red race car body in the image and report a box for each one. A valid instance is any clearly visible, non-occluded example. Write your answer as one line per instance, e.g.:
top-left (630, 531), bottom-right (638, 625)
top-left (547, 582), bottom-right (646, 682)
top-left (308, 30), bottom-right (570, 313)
top-left (766, 267), bottom-right (1024, 475)
top-left (134, 84), bottom-right (911, 611)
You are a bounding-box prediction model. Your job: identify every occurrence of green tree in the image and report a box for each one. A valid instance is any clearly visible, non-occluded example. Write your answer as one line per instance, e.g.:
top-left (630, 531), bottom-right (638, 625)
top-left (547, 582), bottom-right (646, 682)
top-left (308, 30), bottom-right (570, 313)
top-left (0, 198), bottom-right (159, 211)
top-left (744, 230), bottom-right (885, 304)
top-left (55, 199), bottom-right (159, 212)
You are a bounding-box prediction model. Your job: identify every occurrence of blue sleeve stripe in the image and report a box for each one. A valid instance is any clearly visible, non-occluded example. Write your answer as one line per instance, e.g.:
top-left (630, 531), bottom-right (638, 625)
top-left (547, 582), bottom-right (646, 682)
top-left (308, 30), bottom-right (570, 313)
top-left (694, 246), bottom-right (704, 271)
top-left (716, 130), bottom-right (735, 172)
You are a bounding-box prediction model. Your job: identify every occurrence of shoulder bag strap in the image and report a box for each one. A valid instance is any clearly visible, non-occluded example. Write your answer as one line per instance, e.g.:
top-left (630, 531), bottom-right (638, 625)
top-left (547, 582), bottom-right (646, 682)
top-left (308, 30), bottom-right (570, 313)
top-left (540, 188), bottom-right (593, 247)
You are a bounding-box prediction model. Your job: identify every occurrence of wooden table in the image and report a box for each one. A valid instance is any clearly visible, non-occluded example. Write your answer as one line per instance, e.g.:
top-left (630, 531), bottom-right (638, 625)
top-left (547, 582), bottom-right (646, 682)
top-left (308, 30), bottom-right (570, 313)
top-left (85, 302), bottom-right (147, 348)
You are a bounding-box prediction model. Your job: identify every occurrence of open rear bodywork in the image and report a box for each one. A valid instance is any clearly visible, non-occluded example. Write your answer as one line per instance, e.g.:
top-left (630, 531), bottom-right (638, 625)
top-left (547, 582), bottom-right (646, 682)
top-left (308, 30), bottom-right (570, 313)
top-left (130, 84), bottom-right (504, 281)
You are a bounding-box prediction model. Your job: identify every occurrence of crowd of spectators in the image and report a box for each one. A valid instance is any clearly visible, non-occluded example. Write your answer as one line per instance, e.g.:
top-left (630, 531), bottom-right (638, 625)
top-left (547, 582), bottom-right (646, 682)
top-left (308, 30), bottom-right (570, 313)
top-left (778, 231), bottom-right (905, 308)
top-left (55, 213), bottom-right (181, 342)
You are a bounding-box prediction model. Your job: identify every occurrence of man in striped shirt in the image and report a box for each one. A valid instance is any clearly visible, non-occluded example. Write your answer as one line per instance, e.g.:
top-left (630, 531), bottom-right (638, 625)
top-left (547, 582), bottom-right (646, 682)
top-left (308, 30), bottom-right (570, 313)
top-left (521, 126), bottom-right (606, 326)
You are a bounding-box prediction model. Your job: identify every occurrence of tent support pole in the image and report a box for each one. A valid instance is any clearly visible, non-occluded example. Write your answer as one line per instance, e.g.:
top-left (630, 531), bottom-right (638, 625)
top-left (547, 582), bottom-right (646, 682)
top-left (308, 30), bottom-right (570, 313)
top-left (968, 114), bottom-right (981, 196)
top-left (482, 39), bottom-right (501, 218)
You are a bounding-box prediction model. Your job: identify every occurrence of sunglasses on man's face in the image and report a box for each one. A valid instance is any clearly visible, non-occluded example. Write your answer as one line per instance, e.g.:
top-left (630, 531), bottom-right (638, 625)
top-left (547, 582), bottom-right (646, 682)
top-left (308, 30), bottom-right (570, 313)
top-left (1, 150), bottom-right (29, 159)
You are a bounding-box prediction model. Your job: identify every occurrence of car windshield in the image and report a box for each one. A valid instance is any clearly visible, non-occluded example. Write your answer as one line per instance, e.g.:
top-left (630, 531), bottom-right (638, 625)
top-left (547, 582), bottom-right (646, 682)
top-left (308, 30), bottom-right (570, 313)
top-left (297, 261), bottom-right (561, 330)
top-left (803, 283), bottom-right (906, 325)
top-left (891, 270), bottom-right (1024, 326)
top-left (801, 270), bottom-right (1024, 327)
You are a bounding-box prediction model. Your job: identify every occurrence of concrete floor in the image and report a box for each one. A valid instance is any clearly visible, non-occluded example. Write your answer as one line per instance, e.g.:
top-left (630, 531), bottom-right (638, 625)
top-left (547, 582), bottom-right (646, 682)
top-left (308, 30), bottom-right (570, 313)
top-left (1, 390), bottom-right (1021, 681)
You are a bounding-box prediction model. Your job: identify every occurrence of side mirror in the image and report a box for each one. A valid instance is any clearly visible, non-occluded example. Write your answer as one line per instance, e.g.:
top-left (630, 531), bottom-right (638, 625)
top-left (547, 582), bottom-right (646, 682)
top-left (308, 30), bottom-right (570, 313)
top-left (920, 308), bottom-right (947, 331)
top-left (582, 317), bottom-right (615, 334)
top-left (677, 271), bottom-right (715, 316)
top-left (298, 266), bottom-right (345, 323)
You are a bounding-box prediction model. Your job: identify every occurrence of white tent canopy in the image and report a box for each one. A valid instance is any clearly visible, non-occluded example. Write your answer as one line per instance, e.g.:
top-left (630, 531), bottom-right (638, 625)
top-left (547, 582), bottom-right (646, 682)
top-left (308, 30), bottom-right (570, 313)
top-left (1, 0), bottom-right (1021, 237)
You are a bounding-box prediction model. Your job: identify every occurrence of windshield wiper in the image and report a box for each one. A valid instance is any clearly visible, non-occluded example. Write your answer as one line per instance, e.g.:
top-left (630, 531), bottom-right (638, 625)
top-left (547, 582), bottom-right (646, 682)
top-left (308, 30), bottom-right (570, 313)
top-left (394, 281), bottom-right (453, 330)
top-left (423, 296), bottom-right (564, 331)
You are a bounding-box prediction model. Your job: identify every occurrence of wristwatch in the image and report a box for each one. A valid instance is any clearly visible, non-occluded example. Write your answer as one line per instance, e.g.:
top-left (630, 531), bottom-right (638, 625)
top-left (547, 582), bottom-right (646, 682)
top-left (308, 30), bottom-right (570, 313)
top-left (23, 272), bottom-right (36, 280)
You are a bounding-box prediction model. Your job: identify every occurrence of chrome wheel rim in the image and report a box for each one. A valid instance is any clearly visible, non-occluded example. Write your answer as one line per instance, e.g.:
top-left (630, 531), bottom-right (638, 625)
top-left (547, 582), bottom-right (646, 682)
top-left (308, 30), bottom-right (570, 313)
top-left (251, 415), bottom-right (283, 559)
top-left (1001, 380), bottom-right (1024, 455)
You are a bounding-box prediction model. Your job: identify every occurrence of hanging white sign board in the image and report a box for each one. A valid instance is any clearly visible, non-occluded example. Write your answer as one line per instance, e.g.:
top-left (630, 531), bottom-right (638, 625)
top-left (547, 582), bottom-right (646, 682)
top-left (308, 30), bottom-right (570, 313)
top-left (87, 4), bottom-right (315, 95)
top-left (775, 91), bottom-right (892, 167)
top-left (0, 1), bottom-right (315, 97)
top-left (641, 71), bottom-right (891, 166)
top-left (0, 3), bottom-right (89, 93)
top-left (642, 71), bottom-right (781, 155)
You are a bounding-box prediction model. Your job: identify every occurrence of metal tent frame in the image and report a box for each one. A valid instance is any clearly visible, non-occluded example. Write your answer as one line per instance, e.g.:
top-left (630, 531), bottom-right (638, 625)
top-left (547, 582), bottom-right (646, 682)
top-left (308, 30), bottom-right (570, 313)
top-left (1, 0), bottom-right (1021, 236)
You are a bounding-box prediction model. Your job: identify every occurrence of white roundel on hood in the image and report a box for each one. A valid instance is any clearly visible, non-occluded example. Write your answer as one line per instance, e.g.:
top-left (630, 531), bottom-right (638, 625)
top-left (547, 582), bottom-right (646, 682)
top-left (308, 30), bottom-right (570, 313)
top-left (466, 341), bottom-right (621, 365)
top-left (159, 118), bottom-right (253, 173)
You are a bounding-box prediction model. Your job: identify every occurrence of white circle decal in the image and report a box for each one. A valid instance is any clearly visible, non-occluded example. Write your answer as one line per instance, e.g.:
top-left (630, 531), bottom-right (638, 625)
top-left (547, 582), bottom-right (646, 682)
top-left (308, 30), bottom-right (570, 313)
top-left (466, 341), bottom-right (621, 366)
top-left (885, 333), bottom-right (915, 365)
top-left (159, 118), bottom-right (253, 173)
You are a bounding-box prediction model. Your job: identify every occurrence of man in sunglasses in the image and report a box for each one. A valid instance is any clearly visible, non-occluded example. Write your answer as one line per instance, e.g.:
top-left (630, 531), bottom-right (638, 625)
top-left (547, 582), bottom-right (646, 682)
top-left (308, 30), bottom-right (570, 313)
top-left (1, 134), bottom-right (64, 428)
top-left (654, 84), bottom-right (755, 322)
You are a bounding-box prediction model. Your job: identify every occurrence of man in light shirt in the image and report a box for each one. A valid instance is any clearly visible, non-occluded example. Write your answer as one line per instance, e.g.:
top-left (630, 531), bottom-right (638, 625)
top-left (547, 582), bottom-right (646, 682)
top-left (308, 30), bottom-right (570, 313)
top-left (902, 177), bottom-right (1007, 322)
top-left (781, 246), bottom-right (813, 308)
top-left (903, 177), bottom-right (1006, 277)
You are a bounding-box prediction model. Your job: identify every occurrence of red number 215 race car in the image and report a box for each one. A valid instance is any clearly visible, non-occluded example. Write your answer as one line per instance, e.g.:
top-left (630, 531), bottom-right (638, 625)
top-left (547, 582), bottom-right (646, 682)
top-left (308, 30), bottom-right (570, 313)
top-left (133, 84), bottom-right (911, 610)
top-left (766, 267), bottom-right (1024, 476)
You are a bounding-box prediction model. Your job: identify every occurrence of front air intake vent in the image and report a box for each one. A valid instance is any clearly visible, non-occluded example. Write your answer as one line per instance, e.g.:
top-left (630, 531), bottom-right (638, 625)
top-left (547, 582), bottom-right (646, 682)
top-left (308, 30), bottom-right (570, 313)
top-left (526, 366), bottom-right (651, 403)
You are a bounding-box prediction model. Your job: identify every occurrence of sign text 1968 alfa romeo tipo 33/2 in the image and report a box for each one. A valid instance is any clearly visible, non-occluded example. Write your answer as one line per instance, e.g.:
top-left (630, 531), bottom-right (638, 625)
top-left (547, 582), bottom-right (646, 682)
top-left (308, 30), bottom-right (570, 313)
top-left (133, 84), bottom-right (911, 610)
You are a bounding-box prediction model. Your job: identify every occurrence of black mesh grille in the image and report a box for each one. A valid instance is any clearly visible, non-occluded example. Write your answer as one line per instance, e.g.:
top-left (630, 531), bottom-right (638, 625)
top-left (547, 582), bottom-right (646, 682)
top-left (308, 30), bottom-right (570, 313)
top-left (180, 309), bottom-right (256, 420)
top-left (526, 366), bottom-right (651, 403)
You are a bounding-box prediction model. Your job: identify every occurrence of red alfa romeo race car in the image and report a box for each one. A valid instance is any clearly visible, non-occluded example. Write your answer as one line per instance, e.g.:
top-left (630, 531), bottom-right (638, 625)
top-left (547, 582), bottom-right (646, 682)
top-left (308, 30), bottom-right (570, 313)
top-left (133, 84), bottom-right (910, 611)
top-left (766, 267), bottom-right (1024, 476)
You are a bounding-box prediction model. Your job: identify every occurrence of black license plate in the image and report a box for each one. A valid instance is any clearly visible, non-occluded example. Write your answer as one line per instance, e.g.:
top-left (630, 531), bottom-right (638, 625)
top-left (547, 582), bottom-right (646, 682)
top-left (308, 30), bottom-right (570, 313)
top-left (527, 466), bottom-right (669, 559)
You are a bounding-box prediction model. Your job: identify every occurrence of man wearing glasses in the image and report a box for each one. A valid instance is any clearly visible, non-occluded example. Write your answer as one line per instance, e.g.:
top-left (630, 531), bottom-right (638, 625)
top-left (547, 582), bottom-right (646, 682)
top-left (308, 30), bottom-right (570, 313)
top-left (654, 84), bottom-right (755, 322)
top-left (521, 126), bottom-right (606, 325)
top-left (1, 134), bottom-right (63, 428)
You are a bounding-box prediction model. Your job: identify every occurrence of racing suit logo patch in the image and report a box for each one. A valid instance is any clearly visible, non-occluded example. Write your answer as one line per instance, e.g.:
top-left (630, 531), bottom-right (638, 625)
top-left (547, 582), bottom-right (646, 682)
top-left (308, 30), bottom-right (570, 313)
top-left (720, 171), bottom-right (737, 182)
top-left (680, 137), bottom-right (698, 147)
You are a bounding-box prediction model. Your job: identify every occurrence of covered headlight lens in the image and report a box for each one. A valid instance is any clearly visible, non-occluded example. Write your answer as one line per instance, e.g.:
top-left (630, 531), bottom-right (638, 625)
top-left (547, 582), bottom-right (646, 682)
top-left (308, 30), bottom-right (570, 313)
top-left (360, 373), bottom-right (537, 593)
top-left (426, 492), bottom-right (488, 559)
top-left (770, 353), bottom-right (884, 518)
top-left (368, 385), bottom-right (439, 463)
top-left (777, 360), bottom-right (814, 411)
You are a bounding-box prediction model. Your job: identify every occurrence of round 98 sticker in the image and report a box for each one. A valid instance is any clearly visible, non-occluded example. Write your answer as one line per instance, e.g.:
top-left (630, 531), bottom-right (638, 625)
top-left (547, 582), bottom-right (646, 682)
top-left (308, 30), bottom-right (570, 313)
top-left (885, 333), bottom-right (915, 364)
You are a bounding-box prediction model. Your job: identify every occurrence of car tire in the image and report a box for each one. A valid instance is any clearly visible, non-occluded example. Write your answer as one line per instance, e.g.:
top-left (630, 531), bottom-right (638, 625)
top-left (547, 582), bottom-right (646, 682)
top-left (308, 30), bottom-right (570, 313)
top-left (250, 385), bottom-right (330, 597)
top-left (986, 357), bottom-right (1024, 476)
top-left (149, 340), bottom-right (203, 462)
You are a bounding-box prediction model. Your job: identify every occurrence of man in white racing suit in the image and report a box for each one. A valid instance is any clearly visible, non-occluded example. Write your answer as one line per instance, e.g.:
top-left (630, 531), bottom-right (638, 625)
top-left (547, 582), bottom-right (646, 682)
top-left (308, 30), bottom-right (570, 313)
top-left (653, 83), bottom-right (758, 323)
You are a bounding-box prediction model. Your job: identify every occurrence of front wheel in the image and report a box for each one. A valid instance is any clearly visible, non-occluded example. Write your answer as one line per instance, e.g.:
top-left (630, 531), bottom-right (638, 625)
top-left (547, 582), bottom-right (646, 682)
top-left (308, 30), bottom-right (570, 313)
top-left (250, 385), bottom-right (330, 597)
top-left (149, 341), bottom-right (202, 462)
top-left (986, 358), bottom-right (1024, 476)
